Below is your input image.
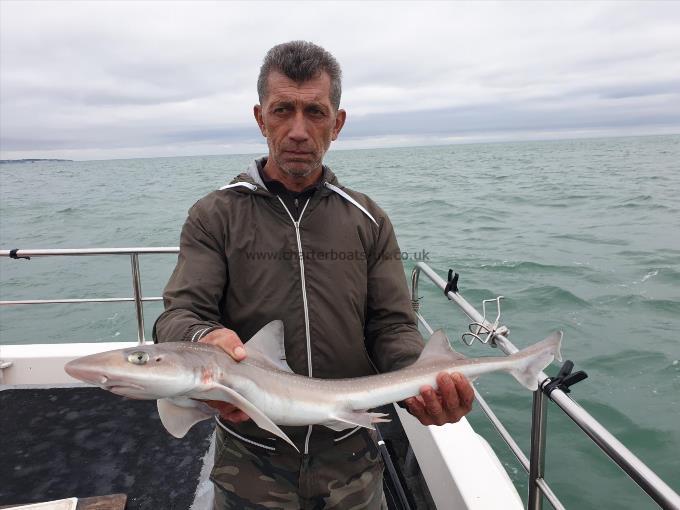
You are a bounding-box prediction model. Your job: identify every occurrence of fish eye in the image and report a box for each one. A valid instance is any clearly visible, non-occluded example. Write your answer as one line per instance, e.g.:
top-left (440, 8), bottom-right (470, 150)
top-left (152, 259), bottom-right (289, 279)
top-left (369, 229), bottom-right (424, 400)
top-left (127, 351), bottom-right (149, 365)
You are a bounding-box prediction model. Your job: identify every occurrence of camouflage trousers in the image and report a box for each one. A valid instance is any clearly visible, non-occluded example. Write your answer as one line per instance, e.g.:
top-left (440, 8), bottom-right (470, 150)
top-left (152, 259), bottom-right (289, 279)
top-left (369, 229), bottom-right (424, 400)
top-left (211, 424), bottom-right (386, 510)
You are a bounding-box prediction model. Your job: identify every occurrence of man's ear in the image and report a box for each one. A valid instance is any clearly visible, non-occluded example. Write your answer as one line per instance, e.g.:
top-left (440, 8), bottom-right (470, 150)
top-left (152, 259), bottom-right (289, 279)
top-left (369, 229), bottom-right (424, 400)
top-left (331, 109), bottom-right (346, 141)
top-left (254, 105), bottom-right (266, 137)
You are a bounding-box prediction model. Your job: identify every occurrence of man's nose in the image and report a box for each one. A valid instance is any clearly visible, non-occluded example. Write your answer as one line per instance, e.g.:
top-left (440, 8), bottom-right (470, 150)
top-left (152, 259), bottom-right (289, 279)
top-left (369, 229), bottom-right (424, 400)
top-left (287, 112), bottom-right (309, 142)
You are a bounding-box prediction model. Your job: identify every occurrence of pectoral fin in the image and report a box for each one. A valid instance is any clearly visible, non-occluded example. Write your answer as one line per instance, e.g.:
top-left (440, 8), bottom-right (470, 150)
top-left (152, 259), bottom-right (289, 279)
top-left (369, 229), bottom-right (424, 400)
top-left (157, 398), bottom-right (217, 438)
top-left (202, 383), bottom-right (299, 452)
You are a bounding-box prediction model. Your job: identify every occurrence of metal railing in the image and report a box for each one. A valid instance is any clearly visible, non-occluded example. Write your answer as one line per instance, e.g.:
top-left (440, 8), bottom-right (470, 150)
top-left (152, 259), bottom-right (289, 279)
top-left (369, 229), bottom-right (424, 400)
top-left (0, 247), bottom-right (178, 343)
top-left (2, 249), bottom-right (679, 509)
top-left (411, 261), bottom-right (680, 510)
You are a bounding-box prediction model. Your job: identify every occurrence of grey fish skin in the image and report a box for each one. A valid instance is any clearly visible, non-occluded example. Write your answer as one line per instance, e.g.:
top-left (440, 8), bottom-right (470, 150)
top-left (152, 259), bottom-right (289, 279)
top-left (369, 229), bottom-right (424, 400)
top-left (64, 321), bottom-right (562, 450)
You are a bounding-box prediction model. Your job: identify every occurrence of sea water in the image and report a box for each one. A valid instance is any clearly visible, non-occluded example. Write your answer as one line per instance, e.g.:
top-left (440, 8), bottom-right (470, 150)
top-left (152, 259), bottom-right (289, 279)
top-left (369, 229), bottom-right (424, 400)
top-left (1, 134), bottom-right (679, 507)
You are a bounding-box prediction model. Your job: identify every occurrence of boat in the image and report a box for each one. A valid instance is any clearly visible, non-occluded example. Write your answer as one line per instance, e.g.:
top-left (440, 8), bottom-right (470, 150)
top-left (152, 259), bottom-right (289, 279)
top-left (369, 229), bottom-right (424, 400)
top-left (1, 247), bottom-right (679, 509)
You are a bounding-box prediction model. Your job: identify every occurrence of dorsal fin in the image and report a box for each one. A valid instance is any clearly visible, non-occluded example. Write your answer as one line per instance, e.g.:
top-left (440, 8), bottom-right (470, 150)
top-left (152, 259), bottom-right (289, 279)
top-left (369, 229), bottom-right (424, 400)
top-left (245, 320), bottom-right (293, 373)
top-left (414, 329), bottom-right (467, 365)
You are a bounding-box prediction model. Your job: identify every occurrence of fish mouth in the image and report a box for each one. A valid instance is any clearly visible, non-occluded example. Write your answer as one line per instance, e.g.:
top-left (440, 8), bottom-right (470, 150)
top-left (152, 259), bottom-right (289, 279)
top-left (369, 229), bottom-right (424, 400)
top-left (103, 383), bottom-right (144, 393)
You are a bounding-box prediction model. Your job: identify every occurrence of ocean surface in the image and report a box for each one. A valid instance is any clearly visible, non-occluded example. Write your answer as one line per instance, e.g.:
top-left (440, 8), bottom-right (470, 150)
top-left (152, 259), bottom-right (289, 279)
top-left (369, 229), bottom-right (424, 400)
top-left (1, 135), bottom-right (679, 508)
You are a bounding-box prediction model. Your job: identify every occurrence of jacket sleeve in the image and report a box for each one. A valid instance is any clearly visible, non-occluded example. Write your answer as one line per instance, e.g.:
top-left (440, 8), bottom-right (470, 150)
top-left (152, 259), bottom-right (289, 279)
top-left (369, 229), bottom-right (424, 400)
top-left (364, 214), bottom-right (424, 372)
top-left (152, 201), bottom-right (227, 343)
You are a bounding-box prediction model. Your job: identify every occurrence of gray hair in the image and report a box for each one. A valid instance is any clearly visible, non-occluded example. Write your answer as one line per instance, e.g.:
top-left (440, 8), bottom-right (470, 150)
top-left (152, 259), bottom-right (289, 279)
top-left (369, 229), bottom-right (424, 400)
top-left (257, 41), bottom-right (342, 110)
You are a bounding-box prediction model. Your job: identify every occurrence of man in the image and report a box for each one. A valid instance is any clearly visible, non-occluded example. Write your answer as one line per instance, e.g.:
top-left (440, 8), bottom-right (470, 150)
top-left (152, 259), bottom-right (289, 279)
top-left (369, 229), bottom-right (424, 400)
top-left (154, 41), bottom-right (474, 509)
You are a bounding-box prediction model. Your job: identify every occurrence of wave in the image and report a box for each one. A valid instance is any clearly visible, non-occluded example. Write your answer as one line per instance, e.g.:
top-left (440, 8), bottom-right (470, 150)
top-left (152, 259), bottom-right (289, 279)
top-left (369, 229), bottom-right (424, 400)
top-left (612, 195), bottom-right (670, 210)
top-left (632, 267), bottom-right (680, 285)
top-left (587, 349), bottom-right (667, 370)
top-left (403, 198), bottom-right (456, 209)
top-left (478, 260), bottom-right (591, 276)
top-left (617, 250), bottom-right (680, 266)
top-left (514, 285), bottom-right (592, 309)
top-left (574, 398), bottom-right (674, 448)
top-left (594, 295), bottom-right (680, 315)
top-left (550, 233), bottom-right (629, 246)
top-left (654, 267), bottom-right (680, 285)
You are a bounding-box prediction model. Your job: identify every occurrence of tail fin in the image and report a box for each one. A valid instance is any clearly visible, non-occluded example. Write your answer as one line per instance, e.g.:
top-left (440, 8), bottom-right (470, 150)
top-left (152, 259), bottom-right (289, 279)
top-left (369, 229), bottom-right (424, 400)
top-left (508, 331), bottom-right (563, 391)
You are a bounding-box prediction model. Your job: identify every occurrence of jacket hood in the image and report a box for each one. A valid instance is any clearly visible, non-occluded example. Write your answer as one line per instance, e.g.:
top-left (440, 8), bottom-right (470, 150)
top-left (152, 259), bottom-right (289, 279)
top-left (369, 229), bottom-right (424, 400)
top-left (225, 157), bottom-right (340, 197)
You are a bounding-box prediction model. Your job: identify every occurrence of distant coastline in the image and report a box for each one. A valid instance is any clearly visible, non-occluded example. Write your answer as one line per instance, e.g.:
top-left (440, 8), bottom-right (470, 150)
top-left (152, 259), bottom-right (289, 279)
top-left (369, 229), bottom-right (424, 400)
top-left (0, 159), bottom-right (73, 164)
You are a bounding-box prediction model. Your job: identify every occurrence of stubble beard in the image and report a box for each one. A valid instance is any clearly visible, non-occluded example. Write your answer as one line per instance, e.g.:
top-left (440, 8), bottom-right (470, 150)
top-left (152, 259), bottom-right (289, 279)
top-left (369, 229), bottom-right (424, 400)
top-left (271, 145), bottom-right (326, 179)
top-left (279, 159), bottom-right (321, 178)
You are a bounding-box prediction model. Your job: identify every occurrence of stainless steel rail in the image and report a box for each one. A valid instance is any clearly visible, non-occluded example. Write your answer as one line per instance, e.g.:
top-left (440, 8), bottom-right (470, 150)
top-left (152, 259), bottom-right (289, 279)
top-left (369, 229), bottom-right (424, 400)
top-left (411, 261), bottom-right (680, 510)
top-left (1, 248), bottom-right (179, 256)
top-left (0, 247), bottom-right (179, 344)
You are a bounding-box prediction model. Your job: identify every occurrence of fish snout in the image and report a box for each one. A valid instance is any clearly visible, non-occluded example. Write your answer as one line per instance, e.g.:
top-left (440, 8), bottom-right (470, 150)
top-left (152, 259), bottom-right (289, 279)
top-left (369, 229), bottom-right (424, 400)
top-left (64, 358), bottom-right (105, 384)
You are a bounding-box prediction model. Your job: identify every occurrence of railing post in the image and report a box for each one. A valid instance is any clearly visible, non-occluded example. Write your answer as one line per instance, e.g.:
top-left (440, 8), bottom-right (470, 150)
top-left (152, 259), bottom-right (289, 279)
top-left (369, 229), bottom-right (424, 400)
top-left (528, 388), bottom-right (548, 510)
top-left (130, 253), bottom-right (146, 344)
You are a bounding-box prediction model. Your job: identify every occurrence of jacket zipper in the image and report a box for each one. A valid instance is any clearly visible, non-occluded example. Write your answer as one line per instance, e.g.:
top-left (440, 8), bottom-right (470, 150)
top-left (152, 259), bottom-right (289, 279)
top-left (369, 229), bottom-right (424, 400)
top-left (277, 196), bottom-right (314, 454)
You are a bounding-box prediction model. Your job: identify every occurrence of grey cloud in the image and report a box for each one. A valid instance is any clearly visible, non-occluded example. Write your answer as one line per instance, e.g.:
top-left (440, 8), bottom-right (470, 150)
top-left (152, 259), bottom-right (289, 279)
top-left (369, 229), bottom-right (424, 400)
top-left (1, 125), bottom-right (260, 152)
top-left (343, 99), bottom-right (680, 139)
top-left (0, 136), bottom-right (76, 152)
top-left (6, 84), bottom-right (198, 107)
top-left (599, 81), bottom-right (680, 100)
top-left (1, 1), bottom-right (680, 160)
top-left (528, 80), bottom-right (680, 103)
top-left (159, 126), bottom-right (261, 144)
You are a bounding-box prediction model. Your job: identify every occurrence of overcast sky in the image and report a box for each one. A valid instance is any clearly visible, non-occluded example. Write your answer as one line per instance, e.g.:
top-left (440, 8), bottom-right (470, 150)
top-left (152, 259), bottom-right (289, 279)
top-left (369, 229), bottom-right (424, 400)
top-left (1, 1), bottom-right (679, 160)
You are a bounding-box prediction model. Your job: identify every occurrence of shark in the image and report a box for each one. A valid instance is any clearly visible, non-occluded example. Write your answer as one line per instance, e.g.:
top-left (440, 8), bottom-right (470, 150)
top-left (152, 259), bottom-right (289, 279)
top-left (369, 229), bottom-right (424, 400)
top-left (64, 321), bottom-right (562, 451)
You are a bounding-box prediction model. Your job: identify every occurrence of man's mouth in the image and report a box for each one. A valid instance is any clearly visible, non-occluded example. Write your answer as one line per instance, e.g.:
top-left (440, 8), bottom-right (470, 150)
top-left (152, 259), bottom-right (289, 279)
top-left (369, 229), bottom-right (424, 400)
top-left (284, 150), bottom-right (312, 156)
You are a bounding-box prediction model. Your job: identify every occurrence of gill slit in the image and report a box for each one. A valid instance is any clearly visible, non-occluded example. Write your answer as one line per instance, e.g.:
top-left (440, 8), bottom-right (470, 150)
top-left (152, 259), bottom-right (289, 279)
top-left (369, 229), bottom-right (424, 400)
top-left (277, 196), bottom-right (314, 454)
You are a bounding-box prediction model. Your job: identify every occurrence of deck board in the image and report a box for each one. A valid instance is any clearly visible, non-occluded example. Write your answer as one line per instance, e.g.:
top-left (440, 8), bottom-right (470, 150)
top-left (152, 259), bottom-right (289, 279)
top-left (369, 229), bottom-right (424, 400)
top-left (0, 387), bottom-right (213, 509)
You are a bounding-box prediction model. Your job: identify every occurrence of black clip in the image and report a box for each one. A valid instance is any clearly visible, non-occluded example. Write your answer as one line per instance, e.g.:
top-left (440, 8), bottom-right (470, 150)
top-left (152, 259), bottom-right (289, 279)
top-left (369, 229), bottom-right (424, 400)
top-left (541, 360), bottom-right (588, 396)
top-left (9, 249), bottom-right (30, 260)
top-left (444, 269), bottom-right (459, 298)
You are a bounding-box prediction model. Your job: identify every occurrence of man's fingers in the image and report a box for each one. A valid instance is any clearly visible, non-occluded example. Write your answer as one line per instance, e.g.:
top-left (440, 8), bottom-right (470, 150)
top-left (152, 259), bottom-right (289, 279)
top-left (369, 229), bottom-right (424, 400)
top-left (453, 373), bottom-right (475, 410)
top-left (199, 328), bottom-right (246, 361)
top-left (204, 400), bottom-right (237, 414)
top-left (224, 409), bottom-right (250, 423)
top-left (404, 396), bottom-right (426, 415)
top-left (232, 346), bottom-right (246, 360)
top-left (420, 385), bottom-right (446, 426)
top-left (437, 373), bottom-right (460, 414)
top-left (442, 373), bottom-right (475, 423)
top-left (203, 399), bottom-right (250, 423)
top-left (404, 396), bottom-right (434, 426)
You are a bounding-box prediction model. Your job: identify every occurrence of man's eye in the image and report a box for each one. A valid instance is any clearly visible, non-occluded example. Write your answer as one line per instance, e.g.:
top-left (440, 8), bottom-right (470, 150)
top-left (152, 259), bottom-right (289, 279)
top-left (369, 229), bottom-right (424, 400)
top-left (273, 106), bottom-right (289, 114)
top-left (308, 108), bottom-right (325, 117)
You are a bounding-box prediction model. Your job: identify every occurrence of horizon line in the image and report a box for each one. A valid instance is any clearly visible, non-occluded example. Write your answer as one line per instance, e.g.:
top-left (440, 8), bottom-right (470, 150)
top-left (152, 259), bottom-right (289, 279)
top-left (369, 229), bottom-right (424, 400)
top-left (1, 131), bottom-right (678, 164)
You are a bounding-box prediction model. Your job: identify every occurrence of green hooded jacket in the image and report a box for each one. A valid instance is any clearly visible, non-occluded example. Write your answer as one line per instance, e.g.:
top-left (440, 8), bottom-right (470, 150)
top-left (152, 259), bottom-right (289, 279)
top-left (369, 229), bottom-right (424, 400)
top-left (153, 157), bottom-right (424, 452)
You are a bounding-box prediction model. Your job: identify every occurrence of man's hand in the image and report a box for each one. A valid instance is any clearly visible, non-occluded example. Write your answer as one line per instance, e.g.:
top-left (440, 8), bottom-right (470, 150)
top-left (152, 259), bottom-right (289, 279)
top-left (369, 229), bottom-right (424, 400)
top-left (200, 328), bottom-right (247, 361)
top-left (199, 328), bottom-right (251, 423)
top-left (403, 372), bottom-right (474, 426)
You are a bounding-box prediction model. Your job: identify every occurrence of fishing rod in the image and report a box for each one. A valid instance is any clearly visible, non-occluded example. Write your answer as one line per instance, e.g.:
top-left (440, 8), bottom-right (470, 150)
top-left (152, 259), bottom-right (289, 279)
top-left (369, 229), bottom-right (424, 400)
top-left (376, 427), bottom-right (412, 510)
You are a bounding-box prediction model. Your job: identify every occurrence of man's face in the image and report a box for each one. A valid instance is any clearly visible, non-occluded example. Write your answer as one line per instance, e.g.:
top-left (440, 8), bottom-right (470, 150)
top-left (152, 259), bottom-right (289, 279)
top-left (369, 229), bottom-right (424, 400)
top-left (254, 71), bottom-right (346, 179)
